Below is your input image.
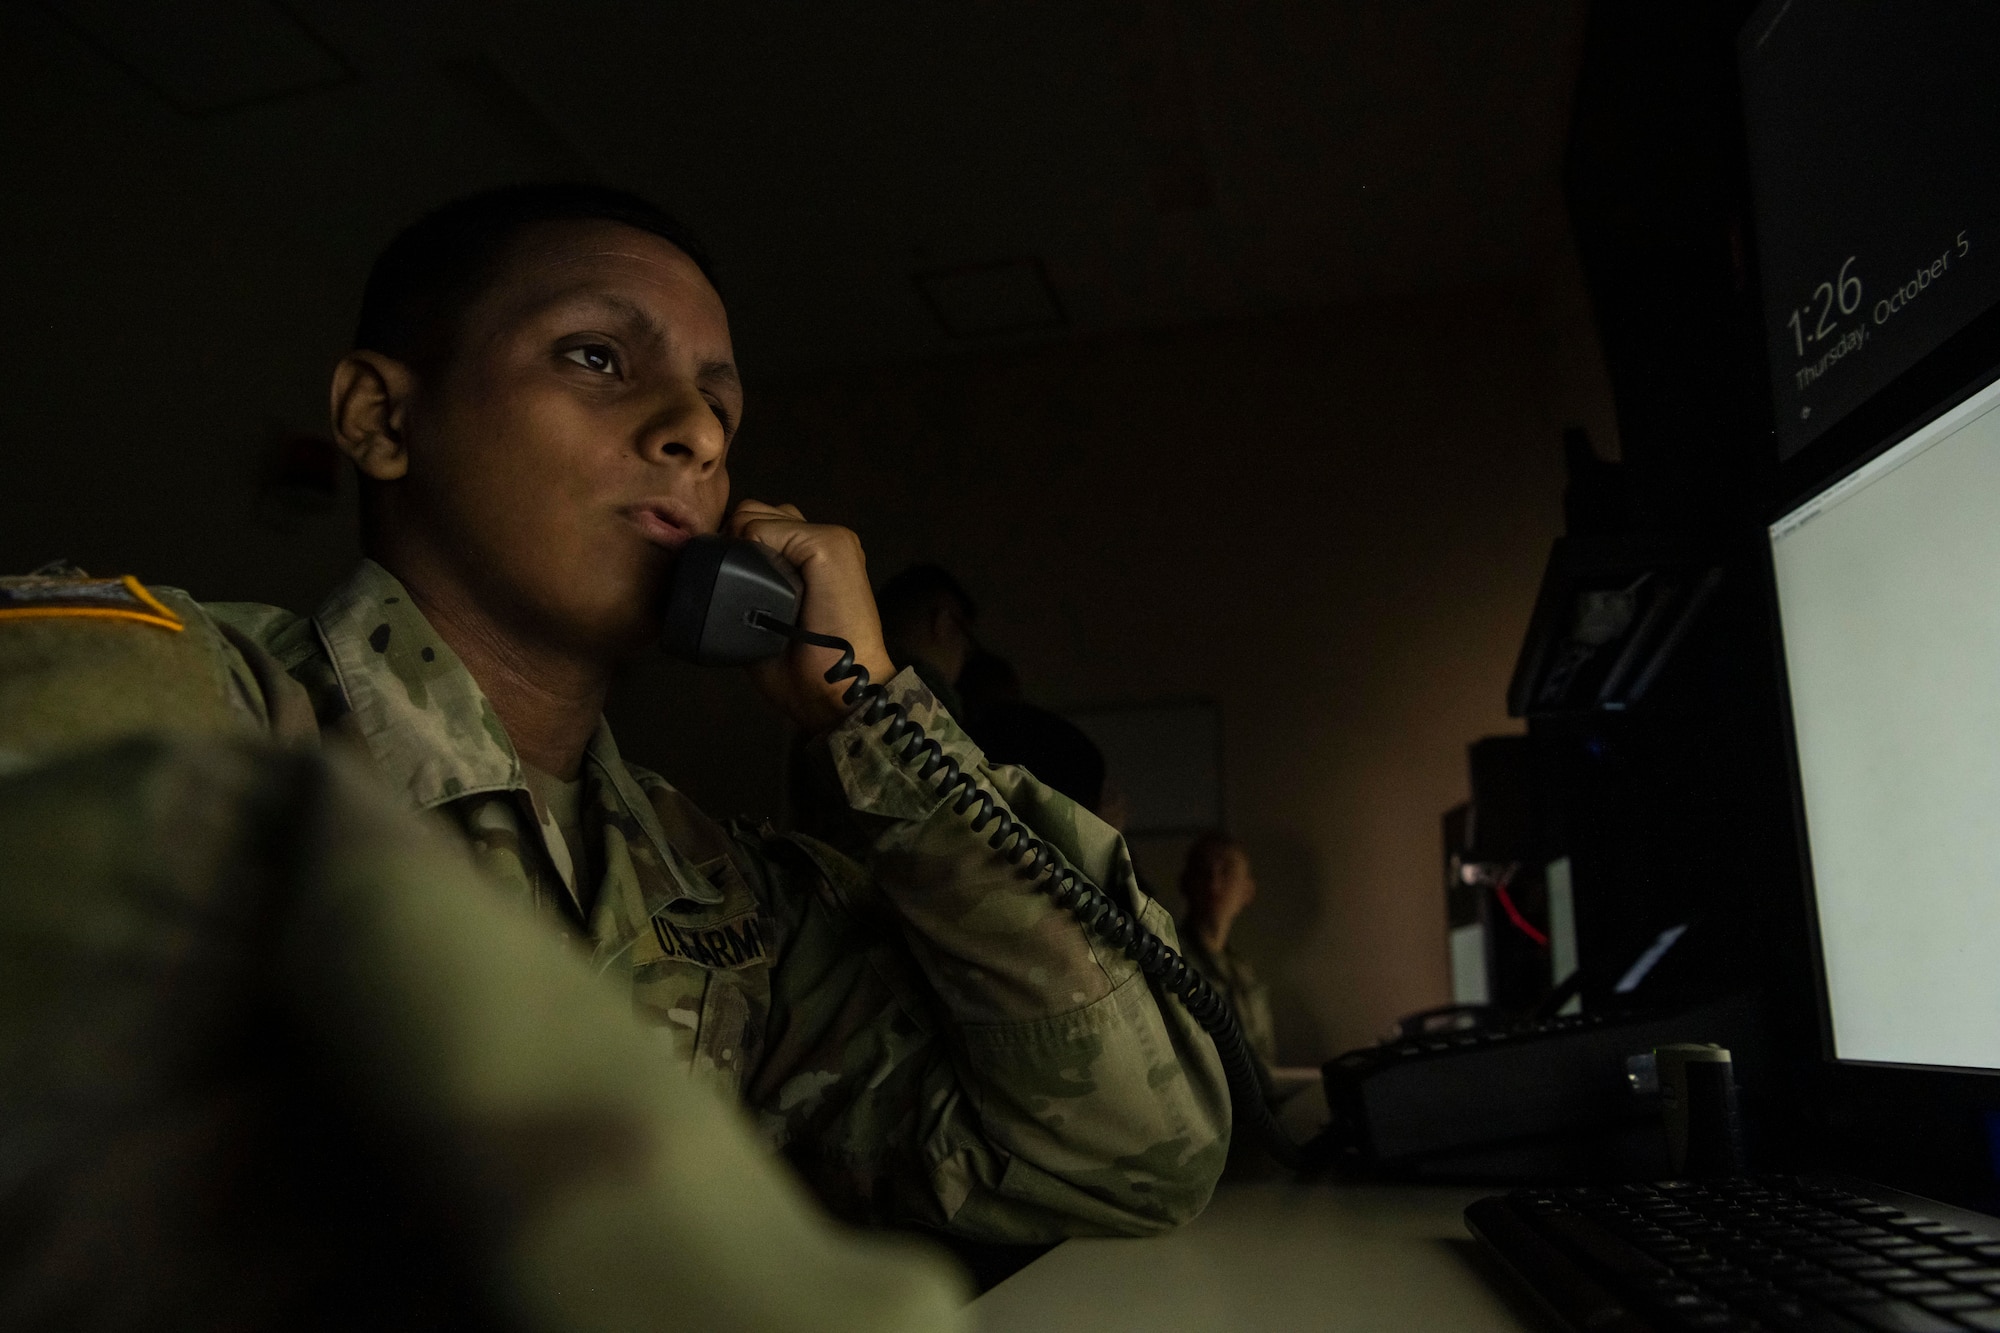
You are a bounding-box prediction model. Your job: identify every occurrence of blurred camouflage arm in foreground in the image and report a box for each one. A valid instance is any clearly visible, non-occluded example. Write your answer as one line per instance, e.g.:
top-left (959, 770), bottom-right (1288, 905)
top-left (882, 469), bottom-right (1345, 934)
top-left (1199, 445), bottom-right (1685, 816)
top-left (745, 669), bottom-right (1230, 1241)
top-left (0, 737), bottom-right (967, 1333)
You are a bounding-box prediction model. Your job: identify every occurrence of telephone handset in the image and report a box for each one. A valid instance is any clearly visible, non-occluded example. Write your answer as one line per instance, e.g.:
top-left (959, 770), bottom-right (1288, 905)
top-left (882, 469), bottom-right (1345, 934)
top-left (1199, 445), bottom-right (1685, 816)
top-left (660, 534), bottom-right (1326, 1171)
top-left (660, 535), bottom-right (806, 666)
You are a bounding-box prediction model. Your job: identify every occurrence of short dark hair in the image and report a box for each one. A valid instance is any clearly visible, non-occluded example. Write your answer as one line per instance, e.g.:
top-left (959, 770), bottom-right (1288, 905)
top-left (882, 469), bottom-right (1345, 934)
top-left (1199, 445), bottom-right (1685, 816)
top-left (875, 564), bottom-right (979, 634)
top-left (353, 183), bottom-right (716, 372)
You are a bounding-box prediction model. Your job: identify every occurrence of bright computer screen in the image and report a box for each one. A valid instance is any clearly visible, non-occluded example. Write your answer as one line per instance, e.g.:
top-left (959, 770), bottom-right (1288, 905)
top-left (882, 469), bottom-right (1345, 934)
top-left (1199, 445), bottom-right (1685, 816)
top-left (1769, 372), bottom-right (2000, 1071)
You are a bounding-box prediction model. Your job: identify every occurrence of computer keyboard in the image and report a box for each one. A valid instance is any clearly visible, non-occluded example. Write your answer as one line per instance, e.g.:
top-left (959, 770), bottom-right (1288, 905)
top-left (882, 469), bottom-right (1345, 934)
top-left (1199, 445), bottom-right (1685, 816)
top-left (1467, 1175), bottom-right (2000, 1332)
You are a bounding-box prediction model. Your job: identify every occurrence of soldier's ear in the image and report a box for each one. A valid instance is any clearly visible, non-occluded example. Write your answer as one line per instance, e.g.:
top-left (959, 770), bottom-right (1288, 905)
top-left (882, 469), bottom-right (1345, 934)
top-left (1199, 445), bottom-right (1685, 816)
top-left (330, 351), bottom-right (416, 482)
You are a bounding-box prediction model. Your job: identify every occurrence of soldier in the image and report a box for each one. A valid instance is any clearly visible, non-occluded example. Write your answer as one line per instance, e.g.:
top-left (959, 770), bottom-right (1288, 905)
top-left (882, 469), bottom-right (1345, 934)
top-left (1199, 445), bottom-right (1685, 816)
top-left (1177, 832), bottom-right (1278, 1067)
top-left (875, 563), bottom-right (981, 715)
top-left (1, 183), bottom-right (1229, 1245)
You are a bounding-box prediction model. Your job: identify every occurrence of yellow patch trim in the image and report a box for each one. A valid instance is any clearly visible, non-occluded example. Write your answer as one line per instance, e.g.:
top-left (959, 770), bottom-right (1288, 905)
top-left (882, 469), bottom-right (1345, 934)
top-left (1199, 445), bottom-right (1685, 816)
top-left (0, 575), bottom-right (184, 632)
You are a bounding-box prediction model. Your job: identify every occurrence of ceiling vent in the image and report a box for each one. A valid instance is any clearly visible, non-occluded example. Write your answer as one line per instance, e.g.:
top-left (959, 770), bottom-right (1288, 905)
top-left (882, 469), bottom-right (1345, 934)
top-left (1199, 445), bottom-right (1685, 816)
top-left (45, 0), bottom-right (353, 116)
top-left (914, 257), bottom-right (1067, 338)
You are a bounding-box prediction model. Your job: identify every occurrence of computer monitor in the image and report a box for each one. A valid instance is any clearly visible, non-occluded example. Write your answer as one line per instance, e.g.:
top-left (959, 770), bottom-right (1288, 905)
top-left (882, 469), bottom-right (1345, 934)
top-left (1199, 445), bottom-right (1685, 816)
top-left (1768, 368), bottom-right (2000, 1074)
top-left (1739, 0), bottom-right (2000, 461)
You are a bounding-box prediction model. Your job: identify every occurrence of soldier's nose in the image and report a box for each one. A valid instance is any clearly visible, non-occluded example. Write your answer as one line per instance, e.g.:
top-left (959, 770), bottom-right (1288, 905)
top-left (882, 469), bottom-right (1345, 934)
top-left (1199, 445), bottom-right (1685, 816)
top-left (639, 384), bottom-right (727, 473)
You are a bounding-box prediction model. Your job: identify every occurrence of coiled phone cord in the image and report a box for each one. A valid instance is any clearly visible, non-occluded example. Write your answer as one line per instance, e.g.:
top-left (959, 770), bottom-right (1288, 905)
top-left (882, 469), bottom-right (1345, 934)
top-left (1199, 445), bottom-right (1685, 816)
top-left (753, 612), bottom-right (1331, 1175)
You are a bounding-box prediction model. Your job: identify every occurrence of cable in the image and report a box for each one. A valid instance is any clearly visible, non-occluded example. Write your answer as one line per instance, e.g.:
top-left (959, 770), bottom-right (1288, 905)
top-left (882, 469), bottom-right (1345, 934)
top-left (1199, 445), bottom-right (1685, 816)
top-left (752, 612), bottom-right (1331, 1175)
top-left (1489, 864), bottom-right (1549, 948)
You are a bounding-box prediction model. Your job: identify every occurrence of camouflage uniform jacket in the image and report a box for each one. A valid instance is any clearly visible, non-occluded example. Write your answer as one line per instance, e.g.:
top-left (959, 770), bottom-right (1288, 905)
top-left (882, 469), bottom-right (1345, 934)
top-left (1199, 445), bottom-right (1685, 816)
top-left (196, 560), bottom-right (1228, 1239)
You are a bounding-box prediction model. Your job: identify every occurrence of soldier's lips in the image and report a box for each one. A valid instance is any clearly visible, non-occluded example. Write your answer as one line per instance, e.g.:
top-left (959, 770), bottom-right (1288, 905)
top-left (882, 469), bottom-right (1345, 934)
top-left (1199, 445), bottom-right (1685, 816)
top-left (623, 503), bottom-right (696, 550)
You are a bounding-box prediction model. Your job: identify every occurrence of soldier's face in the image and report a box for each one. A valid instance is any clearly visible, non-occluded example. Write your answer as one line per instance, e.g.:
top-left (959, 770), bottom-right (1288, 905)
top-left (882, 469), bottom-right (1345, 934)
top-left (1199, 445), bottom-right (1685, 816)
top-left (1190, 846), bottom-right (1257, 923)
top-left (402, 219), bottom-right (739, 658)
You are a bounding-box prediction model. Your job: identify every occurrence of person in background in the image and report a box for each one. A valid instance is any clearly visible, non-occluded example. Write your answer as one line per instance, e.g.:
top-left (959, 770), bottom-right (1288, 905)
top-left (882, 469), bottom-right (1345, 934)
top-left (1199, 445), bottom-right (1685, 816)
top-left (967, 690), bottom-right (1107, 815)
top-left (1178, 831), bottom-right (1278, 1066)
top-left (874, 579), bottom-right (1109, 816)
top-left (874, 564), bottom-right (980, 715)
top-left (951, 646), bottom-right (1020, 734)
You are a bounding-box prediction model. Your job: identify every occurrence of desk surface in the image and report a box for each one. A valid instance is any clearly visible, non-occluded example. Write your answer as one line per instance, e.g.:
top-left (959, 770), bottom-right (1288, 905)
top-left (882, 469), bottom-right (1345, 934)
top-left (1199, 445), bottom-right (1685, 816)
top-left (971, 1180), bottom-right (1538, 1332)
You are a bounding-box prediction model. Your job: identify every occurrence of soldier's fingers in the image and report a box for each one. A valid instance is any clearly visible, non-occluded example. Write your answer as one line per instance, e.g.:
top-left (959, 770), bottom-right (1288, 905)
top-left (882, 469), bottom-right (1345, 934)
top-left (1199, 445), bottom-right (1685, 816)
top-left (729, 499), bottom-right (807, 530)
top-left (735, 516), bottom-right (863, 571)
top-left (726, 502), bottom-right (770, 537)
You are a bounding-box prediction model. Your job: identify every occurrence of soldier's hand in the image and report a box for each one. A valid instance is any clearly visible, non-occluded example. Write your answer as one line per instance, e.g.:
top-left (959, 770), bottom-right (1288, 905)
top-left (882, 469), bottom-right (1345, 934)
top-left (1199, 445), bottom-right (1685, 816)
top-left (729, 500), bottom-right (895, 734)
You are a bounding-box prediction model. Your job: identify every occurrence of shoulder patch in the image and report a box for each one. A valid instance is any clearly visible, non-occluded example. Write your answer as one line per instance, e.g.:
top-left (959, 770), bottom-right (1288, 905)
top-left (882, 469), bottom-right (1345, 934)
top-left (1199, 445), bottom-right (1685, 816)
top-left (0, 575), bottom-right (184, 632)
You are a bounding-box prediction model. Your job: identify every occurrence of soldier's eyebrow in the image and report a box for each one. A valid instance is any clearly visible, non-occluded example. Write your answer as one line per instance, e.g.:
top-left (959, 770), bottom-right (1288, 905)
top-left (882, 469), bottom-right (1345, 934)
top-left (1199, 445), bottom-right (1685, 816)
top-left (557, 292), bottom-right (669, 352)
top-left (551, 291), bottom-right (738, 389)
